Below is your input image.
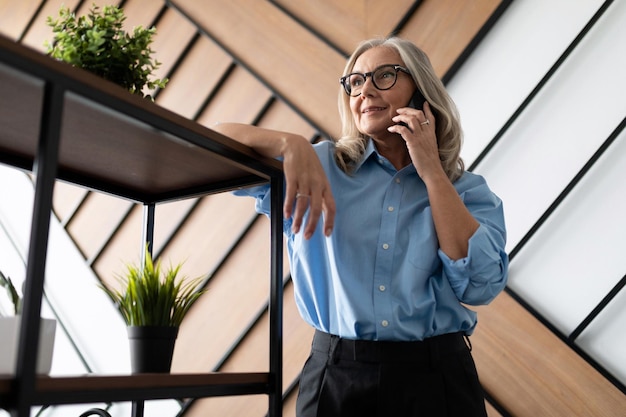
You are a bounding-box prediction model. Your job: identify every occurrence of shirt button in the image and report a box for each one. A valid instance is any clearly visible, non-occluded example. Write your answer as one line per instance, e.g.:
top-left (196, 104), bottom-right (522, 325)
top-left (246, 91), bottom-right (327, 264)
top-left (381, 320), bottom-right (389, 327)
top-left (379, 285), bottom-right (386, 292)
top-left (395, 178), bottom-right (401, 184)
top-left (382, 243), bottom-right (389, 250)
top-left (387, 206), bottom-right (394, 212)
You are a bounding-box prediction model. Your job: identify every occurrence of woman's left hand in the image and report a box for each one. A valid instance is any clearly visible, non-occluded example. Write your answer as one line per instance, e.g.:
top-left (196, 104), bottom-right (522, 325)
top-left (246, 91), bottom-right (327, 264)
top-left (390, 101), bottom-right (443, 181)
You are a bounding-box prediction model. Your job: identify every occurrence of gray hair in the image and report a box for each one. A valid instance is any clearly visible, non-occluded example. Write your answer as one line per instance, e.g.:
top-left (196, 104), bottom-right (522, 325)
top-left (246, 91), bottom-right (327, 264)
top-left (335, 37), bottom-right (465, 182)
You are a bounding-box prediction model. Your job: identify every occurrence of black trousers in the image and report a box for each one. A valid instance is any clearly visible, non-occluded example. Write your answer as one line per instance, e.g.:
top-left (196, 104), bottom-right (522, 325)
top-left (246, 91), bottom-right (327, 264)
top-left (296, 330), bottom-right (488, 417)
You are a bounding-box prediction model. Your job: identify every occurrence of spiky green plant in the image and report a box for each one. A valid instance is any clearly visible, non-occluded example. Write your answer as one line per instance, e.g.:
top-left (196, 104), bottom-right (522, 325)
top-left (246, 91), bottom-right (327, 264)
top-left (100, 248), bottom-right (205, 327)
top-left (0, 270), bottom-right (21, 316)
top-left (45, 3), bottom-right (168, 99)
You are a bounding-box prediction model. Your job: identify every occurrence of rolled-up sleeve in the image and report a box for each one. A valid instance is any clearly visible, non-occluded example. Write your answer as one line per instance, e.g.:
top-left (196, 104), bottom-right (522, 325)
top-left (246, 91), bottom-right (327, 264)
top-left (439, 175), bottom-right (509, 305)
top-left (440, 225), bottom-right (509, 305)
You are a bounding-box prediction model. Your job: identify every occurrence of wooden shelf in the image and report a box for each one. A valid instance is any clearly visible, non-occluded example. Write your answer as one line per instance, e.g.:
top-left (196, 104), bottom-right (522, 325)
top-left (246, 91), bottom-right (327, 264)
top-left (0, 34), bottom-right (284, 417)
top-left (0, 34), bottom-right (282, 204)
top-left (0, 372), bottom-right (269, 406)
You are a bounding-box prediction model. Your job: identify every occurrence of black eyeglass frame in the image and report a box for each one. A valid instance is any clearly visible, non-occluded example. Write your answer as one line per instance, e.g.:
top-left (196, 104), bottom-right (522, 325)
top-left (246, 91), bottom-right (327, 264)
top-left (339, 64), bottom-right (411, 97)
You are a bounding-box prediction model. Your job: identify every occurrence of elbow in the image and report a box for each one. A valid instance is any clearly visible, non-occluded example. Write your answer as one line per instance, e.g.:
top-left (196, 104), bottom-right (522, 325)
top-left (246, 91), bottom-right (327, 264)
top-left (460, 256), bottom-right (509, 305)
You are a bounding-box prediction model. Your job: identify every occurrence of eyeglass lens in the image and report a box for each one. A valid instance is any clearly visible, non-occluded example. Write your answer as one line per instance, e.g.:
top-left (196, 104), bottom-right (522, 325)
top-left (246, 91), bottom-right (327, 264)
top-left (343, 65), bottom-right (401, 97)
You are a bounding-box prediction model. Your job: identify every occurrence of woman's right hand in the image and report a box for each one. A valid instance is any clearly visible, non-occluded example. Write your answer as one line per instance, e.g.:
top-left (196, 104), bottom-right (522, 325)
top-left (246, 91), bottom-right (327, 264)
top-left (281, 135), bottom-right (335, 239)
top-left (214, 123), bottom-right (335, 239)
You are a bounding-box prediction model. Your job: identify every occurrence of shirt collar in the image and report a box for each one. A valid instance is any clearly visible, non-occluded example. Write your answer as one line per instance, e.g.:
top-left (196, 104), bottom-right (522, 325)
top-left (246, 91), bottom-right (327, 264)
top-left (354, 139), bottom-right (417, 176)
top-left (353, 138), bottom-right (378, 172)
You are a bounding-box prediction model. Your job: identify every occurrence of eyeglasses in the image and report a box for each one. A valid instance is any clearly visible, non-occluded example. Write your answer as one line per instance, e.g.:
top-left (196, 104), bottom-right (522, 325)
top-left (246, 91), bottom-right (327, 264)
top-left (340, 64), bottom-right (410, 97)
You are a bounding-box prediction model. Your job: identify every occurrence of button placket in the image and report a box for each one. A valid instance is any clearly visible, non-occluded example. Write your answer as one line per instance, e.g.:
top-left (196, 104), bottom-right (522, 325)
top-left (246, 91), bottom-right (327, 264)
top-left (372, 173), bottom-right (404, 337)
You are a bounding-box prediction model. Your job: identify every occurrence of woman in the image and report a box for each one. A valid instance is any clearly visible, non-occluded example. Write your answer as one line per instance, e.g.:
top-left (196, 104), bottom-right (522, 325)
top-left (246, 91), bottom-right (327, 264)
top-left (217, 37), bottom-right (508, 417)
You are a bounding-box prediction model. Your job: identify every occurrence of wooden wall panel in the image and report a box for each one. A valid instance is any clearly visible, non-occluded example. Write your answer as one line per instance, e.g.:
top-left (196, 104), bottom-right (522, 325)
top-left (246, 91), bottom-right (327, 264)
top-left (0, 0), bottom-right (44, 40)
top-left (174, 0), bottom-right (348, 137)
top-left (196, 65), bottom-right (274, 127)
top-left (273, 0), bottom-right (415, 54)
top-left (112, 0), bottom-right (163, 29)
top-left (93, 203), bottom-right (144, 282)
top-left (155, 36), bottom-right (232, 118)
top-left (183, 281), bottom-right (314, 417)
top-left (274, 0), bottom-right (367, 53)
top-left (52, 181), bottom-right (88, 222)
top-left (472, 292), bottom-right (626, 416)
top-left (158, 192), bottom-right (257, 279)
top-left (172, 215), bottom-right (288, 372)
top-left (152, 198), bottom-right (198, 254)
top-left (485, 402), bottom-right (503, 417)
top-left (147, 7), bottom-right (197, 84)
top-left (257, 100), bottom-right (317, 140)
top-left (366, 0), bottom-right (415, 40)
top-left (399, 0), bottom-right (502, 76)
top-left (173, 0), bottom-right (502, 137)
top-left (65, 192), bottom-right (133, 259)
top-left (20, 0), bottom-right (82, 50)
top-left (184, 394), bottom-right (269, 417)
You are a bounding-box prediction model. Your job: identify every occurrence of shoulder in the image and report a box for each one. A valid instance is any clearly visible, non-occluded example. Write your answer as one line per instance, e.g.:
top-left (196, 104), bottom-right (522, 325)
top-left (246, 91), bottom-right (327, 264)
top-left (454, 171), bottom-right (489, 188)
top-left (311, 139), bottom-right (338, 167)
top-left (455, 171), bottom-right (502, 204)
top-left (312, 139), bottom-right (335, 154)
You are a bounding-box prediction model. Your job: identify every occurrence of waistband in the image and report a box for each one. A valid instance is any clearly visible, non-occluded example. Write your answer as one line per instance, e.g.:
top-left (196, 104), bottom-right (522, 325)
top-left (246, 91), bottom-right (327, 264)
top-left (312, 330), bottom-right (468, 363)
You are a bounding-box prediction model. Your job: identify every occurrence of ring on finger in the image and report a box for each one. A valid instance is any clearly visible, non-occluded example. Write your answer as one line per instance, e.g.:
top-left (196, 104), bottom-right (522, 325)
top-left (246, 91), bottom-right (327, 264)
top-left (420, 119), bottom-right (430, 126)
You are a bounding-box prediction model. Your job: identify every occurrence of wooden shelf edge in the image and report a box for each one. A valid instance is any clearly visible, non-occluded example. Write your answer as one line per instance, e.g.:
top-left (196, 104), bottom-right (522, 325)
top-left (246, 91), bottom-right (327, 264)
top-left (0, 372), bottom-right (271, 407)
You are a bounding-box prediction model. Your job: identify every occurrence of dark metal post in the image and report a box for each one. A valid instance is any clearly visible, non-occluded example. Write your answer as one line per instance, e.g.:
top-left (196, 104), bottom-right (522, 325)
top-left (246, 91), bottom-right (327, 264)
top-left (268, 174), bottom-right (284, 417)
top-left (132, 203), bottom-right (155, 417)
top-left (141, 202), bottom-right (156, 258)
top-left (12, 82), bottom-right (64, 417)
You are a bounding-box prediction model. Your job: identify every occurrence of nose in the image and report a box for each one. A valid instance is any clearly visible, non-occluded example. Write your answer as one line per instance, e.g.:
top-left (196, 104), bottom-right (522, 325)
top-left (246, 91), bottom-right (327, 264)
top-left (360, 76), bottom-right (376, 97)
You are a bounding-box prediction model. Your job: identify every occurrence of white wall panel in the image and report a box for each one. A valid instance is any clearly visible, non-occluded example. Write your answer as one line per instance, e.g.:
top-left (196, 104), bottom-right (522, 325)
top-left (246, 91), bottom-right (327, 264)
top-left (508, 128), bottom-right (626, 336)
top-left (462, 0), bottom-right (626, 250)
top-left (578, 288), bottom-right (626, 386)
top-left (448, 0), bottom-right (604, 167)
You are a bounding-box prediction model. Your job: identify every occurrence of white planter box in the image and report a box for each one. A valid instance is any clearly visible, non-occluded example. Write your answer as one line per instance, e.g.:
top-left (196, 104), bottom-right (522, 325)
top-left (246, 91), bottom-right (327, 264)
top-left (0, 316), bottom-right (56, 375)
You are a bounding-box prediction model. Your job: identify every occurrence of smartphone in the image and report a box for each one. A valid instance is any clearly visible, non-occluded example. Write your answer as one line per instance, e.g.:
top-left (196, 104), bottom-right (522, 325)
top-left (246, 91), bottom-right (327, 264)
top-left (397, 89), bottom-right (427, 128)
top-left (407, 88), bottom-right (426, 110)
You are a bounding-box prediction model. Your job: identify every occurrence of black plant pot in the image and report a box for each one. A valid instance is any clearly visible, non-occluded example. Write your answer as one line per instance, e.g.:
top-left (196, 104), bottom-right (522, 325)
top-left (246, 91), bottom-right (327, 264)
top-left (127, 326), bottom-right (179, 373)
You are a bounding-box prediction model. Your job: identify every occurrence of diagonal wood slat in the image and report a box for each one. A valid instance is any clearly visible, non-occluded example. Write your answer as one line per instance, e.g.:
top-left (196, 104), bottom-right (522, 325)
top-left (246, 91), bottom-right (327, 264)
top-left (2, 0), bottom-right (623, 416)
top-left (473, 292), bottom-right (626, 416)
top-left (171, 0), bottom-right (349, 137)
top-left (272, 0), bottom-right (416, 54)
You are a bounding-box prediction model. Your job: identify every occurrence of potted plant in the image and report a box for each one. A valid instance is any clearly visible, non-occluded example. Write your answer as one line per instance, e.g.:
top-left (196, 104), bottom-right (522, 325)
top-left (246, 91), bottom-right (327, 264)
top-left (45, 3), bottom-right (168, 99)
top-left (0, 270), bottom-right (56, 375)
top-left (99, 248), bottom-right (206, 373)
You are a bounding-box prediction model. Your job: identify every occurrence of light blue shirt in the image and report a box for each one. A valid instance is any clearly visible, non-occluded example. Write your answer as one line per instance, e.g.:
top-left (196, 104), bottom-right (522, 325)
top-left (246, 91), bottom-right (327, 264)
top-left (236, 139), bottom-right (508, 341)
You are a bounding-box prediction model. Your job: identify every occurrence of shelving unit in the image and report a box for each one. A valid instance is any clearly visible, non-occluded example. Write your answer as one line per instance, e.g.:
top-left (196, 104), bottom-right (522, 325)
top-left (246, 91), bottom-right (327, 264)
top-left (0, 34), bottom-right (284, 417)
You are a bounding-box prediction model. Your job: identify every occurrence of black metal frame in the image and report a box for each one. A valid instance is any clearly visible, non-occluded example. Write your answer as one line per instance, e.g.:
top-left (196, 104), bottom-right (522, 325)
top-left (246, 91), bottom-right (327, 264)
top-left (0, 35), bottom-right (284, 417)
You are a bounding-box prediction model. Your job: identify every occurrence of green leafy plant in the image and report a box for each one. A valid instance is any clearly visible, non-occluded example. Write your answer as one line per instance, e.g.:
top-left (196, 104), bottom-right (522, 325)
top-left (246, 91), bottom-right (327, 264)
top-left (45, 3), bottom-right (168, 98)
top-left (0, 270), bottom-right (21, 316)
top-left (100, 248), bottom-right (206, 327)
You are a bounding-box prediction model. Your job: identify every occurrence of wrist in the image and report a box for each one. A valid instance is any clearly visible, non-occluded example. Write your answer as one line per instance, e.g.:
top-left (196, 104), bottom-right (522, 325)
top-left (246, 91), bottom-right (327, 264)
top-left (280, 133), bottom-right (308, 158)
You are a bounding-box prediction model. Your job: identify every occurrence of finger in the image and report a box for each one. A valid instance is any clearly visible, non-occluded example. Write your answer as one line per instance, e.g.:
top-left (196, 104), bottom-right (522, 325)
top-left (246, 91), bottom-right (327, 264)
top-left (291, 192), bottom-right (311, 235)
top-left (422, 101), bottom-right (435, 126)
top-left (321, 191), bottom-right (336, 236)
top-left (283, 180), bottom-right (299, 219)
top-left (302, 194), bottom-right (321, 239)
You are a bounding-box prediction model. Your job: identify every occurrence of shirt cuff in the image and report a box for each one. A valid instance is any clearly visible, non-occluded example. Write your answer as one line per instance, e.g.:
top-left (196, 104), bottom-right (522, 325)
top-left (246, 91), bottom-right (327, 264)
top-left (439, 225), bottom-right (507, 303)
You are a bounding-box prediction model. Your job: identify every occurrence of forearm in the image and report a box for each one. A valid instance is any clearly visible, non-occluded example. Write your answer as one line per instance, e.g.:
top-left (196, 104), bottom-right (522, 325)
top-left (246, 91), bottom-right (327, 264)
top-left (214, 122), bottom-right (336, 238)
top-left (425, 172), bottom-right (479, 260)
top-left (213, 122), bottom-right (295, 159)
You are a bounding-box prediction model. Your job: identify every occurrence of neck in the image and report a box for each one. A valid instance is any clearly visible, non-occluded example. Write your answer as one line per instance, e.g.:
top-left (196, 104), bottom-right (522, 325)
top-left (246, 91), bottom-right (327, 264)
top-left (372, 136), bottom-right (411, 170)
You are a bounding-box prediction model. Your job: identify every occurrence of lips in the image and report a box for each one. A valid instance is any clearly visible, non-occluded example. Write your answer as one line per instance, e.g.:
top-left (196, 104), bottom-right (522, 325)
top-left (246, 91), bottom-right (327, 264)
top-left (362, 106), bottom-right (386, 113)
